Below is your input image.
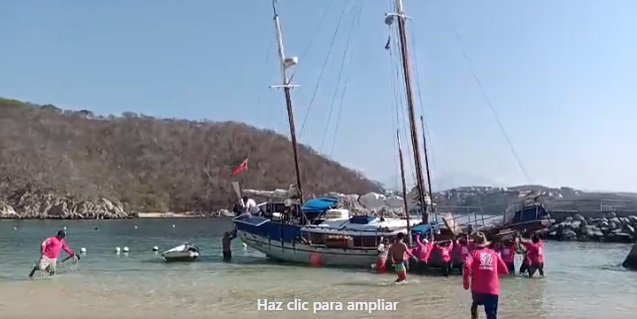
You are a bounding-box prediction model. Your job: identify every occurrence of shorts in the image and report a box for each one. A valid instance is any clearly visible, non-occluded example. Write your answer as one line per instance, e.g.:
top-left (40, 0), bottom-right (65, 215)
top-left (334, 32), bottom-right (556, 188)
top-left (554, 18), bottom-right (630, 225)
top-left (37, 256), bottom-right (57, 272)
top-left (471, 292), bottom-right (499, 319)
top-left (394, 261), bottom-right (407, 279)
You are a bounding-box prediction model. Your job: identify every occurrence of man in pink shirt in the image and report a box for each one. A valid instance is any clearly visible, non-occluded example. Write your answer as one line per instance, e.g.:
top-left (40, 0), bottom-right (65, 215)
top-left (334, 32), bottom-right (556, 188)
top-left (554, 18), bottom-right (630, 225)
top-left (521, 234), bottom-right (545, 278)
top-left (433, 240), bottom-right (454, 276)
top-left (29, 230), bottom-right (78, 278)
top-left (463, 232), bottom-right (509, 319)
top-left (498, 238), bottom-right (517, 275)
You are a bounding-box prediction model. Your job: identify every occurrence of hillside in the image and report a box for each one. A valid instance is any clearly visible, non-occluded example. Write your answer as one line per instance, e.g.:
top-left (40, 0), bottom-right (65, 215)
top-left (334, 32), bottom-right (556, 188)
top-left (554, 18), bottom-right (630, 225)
top-left (0, 98), bottom-right (381, 218)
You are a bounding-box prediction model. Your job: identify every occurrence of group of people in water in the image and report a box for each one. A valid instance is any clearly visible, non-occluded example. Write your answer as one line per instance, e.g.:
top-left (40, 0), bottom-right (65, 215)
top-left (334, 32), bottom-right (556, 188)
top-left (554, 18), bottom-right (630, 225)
top-left (377, 230), bottom-right (545, 319)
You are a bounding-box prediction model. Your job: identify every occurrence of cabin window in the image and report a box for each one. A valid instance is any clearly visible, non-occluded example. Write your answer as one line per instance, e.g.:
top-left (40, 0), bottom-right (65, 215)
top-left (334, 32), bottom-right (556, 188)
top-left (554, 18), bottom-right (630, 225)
top-left (308, 232), bottom-right (325, 245)
top-left (350, 236), bottom-right (379, 248)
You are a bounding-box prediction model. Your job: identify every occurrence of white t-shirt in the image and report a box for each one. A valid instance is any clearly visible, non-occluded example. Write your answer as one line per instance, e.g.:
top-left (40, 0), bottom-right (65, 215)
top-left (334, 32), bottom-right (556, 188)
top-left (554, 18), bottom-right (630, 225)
top-left (244, 198), bottom-right (259, 214)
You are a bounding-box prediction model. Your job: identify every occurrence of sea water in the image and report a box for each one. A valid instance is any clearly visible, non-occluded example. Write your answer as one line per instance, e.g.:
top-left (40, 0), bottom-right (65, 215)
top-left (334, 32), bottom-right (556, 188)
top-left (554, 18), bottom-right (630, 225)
top-left (0, 219), bottom-right (635, 318)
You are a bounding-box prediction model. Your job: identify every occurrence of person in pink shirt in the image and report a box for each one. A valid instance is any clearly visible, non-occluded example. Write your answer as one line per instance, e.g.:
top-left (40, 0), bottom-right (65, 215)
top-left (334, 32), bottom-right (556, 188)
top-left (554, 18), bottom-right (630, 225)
top-left (433, 239), bottom-right (454, 276)
top-left (521, 234), bottom-right (545, 278)
top-left (29, 230), bottom-right (78, 278)
top-left (413, 233), bottom-right (433, 274)
top-left (463, 232), bottom-right (509, 319)
top-left (452, 234), bottom-right (471, 271)
top-left (498, 239), bottom-right (517, 275)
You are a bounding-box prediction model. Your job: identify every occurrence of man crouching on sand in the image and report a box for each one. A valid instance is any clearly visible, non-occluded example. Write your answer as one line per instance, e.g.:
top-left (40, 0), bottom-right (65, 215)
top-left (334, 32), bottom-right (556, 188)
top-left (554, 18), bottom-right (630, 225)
top-left (388, 232), bottom-right (416, 283)
top-left (29, 230), bottom-right (78, 278)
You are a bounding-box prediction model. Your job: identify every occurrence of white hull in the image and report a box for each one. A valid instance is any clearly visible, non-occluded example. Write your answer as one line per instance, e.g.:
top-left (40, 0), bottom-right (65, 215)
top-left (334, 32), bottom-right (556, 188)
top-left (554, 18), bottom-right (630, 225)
top-left (238, 230), bottom-right (377, 267)
top-left (162, 244), bottom-right (199, 262)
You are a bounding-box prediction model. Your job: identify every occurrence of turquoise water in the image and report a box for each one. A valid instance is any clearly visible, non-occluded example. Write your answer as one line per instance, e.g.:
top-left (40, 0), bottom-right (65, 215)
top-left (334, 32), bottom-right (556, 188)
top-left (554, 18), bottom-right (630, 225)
top-left (0, 219), bottom-right (636, 318)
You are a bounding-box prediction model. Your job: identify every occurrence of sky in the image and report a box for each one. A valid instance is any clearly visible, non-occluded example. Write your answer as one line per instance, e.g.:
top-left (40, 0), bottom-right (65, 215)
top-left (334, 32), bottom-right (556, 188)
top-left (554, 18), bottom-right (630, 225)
top-left (1, 0), bottom-right (636, 192)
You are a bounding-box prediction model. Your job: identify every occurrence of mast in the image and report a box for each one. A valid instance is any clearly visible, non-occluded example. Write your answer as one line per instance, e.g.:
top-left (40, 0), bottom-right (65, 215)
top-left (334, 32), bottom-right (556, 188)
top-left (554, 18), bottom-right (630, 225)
top-left (420, 116), bottom-right (435, 217)
top-left (397, 130), bottom-right (412, 246)
top-left (269, 0), bottom-right (304, 205)
top-left (390, 0), bottom-right (428, 223)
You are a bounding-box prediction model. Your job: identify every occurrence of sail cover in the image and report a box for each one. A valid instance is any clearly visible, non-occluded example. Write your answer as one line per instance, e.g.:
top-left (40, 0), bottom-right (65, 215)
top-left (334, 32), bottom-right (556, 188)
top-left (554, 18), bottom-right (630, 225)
top-left (302, 197), bottom-right (338, 213)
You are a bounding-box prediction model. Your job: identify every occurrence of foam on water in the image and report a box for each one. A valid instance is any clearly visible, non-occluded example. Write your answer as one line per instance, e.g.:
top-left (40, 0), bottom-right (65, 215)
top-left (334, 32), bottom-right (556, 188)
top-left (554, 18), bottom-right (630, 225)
top-left (1, 219), bottom-right (636, 318)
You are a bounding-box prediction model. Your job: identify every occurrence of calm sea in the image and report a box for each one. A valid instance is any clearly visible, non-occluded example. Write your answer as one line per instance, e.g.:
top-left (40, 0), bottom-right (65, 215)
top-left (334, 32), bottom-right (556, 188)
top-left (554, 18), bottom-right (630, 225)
top-left (0, 219), bottom-right (635, 319)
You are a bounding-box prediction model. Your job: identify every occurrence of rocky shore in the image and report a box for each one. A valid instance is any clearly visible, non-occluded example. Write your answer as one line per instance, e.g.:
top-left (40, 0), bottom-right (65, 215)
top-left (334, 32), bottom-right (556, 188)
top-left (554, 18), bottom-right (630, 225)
top-left (542, 212), bottom-right (637, 243)
top-left (0, 188), bottom-right (241, 219)
top-left (0, 188), bottom-right (129, 219)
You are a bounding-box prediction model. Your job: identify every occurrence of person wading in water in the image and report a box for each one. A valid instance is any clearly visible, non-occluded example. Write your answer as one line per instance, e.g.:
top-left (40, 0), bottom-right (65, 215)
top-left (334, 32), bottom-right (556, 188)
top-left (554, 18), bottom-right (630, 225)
top-left (463, 232), bottom-right (509, 319)
top-left (29, 230), bottom-right (78, 278)
top-left (388, 233), bottom-right (416, 283)
top-left (520, 233), bottom-right (545, 278)
top-left (222, 229), bottom-right (237, 262)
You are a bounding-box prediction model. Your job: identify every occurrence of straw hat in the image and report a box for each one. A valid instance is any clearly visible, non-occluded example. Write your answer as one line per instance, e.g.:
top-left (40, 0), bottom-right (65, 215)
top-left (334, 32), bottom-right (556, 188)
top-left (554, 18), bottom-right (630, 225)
top-left (472, 232), bottom-right (491, 247)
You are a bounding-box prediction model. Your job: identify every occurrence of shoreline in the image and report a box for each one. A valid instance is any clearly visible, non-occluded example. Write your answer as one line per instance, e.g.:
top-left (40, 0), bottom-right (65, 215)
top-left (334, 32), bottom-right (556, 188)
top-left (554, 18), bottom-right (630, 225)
top-left (0, 212), bottom-right (235, 220)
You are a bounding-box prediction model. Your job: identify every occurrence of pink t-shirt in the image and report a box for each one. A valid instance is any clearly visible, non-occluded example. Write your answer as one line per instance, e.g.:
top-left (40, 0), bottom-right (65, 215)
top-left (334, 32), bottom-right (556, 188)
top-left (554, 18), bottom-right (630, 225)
top-left (463, 247), bottom-right (509, 295)
top-left (453, 241), bottom-right (471, 263)
top-left (417, 242), bottom-right (432, 262)
top-left (522, 241), bottom-right (544, 264)
top-left (499, 243), bottom-right (516, 263)
top-left (434, 242), bottom-right (454, 263)
top-left (41, 236), bottom-right (74, 259)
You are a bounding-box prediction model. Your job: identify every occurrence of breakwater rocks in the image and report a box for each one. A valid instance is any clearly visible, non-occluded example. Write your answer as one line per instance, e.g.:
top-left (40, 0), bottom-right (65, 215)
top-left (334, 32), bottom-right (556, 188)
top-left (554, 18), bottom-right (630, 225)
top-left (545, 213), bottom-right (637, 243)
top-left (0, 189), bottom-right (128, 219)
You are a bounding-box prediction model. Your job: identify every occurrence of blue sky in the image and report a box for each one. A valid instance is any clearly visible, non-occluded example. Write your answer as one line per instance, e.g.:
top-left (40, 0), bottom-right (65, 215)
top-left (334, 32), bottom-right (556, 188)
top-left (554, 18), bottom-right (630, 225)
top-left (2, 0), bottom-right (636, 192)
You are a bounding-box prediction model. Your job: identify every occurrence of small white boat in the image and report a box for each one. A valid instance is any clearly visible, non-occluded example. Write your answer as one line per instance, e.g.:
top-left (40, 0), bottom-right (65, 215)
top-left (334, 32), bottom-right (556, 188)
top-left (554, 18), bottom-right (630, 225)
top-left (162, 243), bottom-right (199, 262)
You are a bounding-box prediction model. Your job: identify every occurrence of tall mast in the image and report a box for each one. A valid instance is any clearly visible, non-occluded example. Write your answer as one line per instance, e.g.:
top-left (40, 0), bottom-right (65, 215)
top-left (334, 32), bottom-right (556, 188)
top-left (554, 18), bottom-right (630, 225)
top-left (389, 0), bottom-right (428, 223)
top-left (269, 0), bottom-right (304, 205)
top-left (420, 116), bottom-right (435, 216)
top-left (397, 130), bottom-right (412, 246)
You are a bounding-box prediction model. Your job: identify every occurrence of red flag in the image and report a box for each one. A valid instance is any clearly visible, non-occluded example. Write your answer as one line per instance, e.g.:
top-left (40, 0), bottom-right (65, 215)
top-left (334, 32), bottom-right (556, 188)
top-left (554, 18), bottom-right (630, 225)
top-left (231, 158), bottom-right (248, 176)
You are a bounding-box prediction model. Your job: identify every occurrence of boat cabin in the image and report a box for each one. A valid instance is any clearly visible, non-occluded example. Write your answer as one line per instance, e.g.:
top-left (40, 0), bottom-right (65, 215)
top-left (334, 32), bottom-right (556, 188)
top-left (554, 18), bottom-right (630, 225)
top-left (300, 215), bottom-right (421, 250)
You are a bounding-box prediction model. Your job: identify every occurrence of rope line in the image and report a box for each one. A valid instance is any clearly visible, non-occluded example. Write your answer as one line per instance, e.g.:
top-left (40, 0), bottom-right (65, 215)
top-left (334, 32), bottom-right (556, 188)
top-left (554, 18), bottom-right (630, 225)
top-left (328, 2), bottom-right (363, 156)
top-left (298, 0), bottom-right (353, 138)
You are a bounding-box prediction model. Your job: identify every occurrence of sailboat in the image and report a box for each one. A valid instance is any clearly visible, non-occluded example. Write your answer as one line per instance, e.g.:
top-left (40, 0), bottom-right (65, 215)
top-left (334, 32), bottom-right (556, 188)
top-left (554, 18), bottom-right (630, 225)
top-left (232, 0), bottom-right (429, 267)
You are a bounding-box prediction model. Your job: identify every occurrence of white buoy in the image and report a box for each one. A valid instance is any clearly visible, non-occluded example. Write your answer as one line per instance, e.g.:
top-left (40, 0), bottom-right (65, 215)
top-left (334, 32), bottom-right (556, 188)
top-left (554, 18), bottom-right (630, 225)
top-left (115, 247), bottom-right (121, 254)
top-left (134, 225), bottom-right (138, 229)
top-left (63, 226), bottom-right (67, 230)
top-left (80, 247), bottom-right (87, 254)
top-left (152, 246), bottom-right (159, 251)
top-left (123, 246), bottom-right (129, 253)
top-left (172, 224), bottom-right (175, 228)
top-left (13, 226), bottom-right (17, 230)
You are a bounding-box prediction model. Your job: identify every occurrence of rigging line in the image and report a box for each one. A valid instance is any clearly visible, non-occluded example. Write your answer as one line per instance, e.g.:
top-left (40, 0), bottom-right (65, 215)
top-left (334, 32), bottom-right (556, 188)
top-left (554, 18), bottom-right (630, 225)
top-left (248, 40), bottom-right (274, 159)
top-left (298, 0), bottom-right (353, 138)
top-left (408, 26), bottom-right (436, 188)
top-left (451, 26), bottom-right (533, 183)
top-left (319, 2), bottom-right (361, 152)
top-left (329, 2), bottom-right (363, 157)
top-left (290, 0), bottom-right (337, 80)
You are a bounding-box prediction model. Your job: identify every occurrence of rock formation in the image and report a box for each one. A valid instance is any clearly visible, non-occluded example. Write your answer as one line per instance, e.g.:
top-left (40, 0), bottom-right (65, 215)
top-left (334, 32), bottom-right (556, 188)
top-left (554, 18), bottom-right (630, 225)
top-left (544, 212), bottom-right (637, 243)
top-left (0, 187), bottom-right (127, 219)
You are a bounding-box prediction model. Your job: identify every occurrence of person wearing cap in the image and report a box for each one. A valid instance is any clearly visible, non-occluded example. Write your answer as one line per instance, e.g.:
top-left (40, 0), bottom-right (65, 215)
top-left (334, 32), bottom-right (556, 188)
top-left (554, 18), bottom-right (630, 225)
top-left (28, 230), bottom-right (78, 278)
top-left (462, 232), bottom-right (509, 319)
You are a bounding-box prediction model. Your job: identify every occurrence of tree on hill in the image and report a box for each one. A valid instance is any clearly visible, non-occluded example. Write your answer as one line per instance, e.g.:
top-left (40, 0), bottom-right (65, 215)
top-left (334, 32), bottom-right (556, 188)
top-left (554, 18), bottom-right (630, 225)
top-left (0, 98), bottom-right (382, 212)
